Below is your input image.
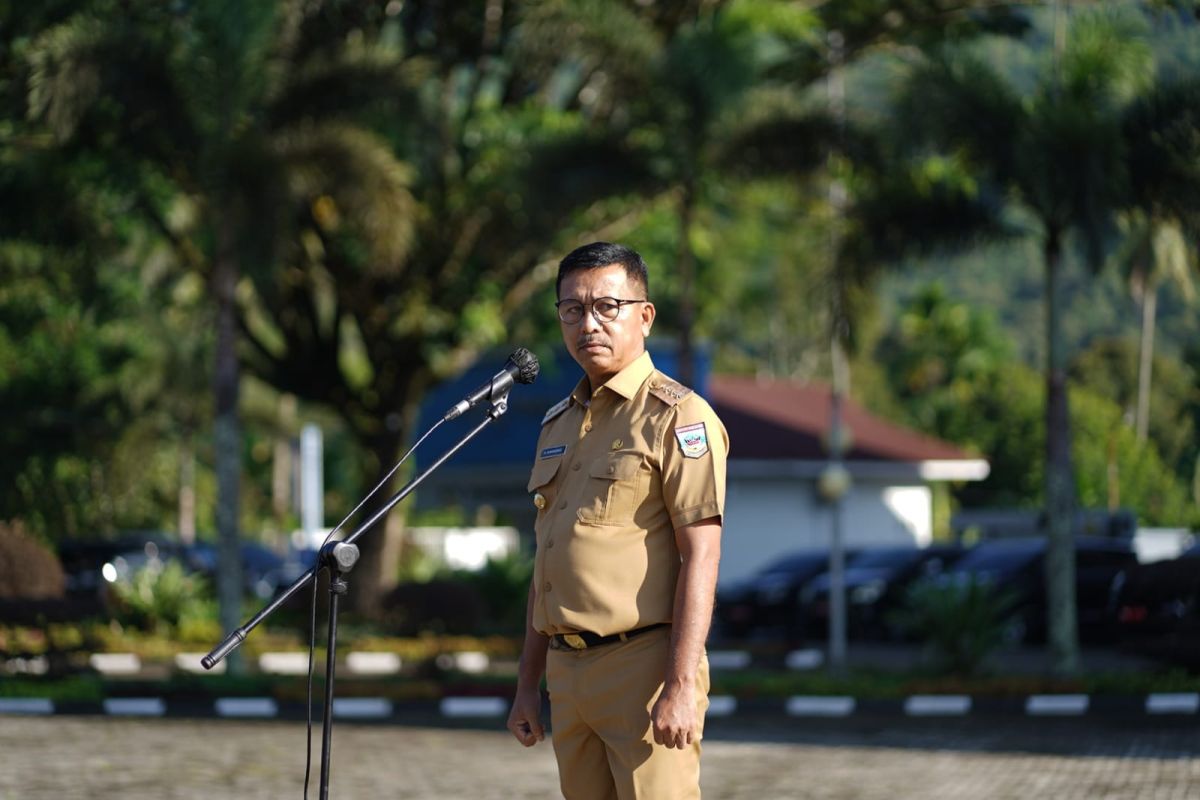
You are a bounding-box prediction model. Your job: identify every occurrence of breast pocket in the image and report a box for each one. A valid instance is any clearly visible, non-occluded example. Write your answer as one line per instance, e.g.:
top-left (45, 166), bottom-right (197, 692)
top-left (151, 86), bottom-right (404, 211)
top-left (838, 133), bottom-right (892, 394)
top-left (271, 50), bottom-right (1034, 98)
top-left (577, 452), bottom-right (644, 525)
top-left (527, 458), bottom-right (563, 532)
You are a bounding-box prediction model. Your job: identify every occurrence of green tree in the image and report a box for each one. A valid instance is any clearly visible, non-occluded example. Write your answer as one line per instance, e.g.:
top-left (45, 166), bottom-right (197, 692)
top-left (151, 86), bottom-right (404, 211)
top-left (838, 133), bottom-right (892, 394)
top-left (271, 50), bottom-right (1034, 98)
top-left (18, 0), bottom-right (422, 636)
top-left (1119, 75), bottom-right (1200, 443)
top-left (897, 6), bottom-right (1157, 674)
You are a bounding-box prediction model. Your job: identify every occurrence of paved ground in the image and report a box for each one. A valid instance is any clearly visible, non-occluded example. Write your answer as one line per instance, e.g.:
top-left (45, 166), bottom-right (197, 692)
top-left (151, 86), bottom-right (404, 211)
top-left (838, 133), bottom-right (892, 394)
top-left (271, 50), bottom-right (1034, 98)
top-left (1, 715), bottom-right (1197, 799)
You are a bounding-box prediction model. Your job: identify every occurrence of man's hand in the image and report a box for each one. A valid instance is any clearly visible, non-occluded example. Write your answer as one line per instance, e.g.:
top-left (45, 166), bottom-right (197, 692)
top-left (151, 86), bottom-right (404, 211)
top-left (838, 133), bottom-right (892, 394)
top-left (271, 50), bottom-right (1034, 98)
top-left (506, 686), bottom-right (545, 747)
top-left (650, 685), bottom-right (698, 749)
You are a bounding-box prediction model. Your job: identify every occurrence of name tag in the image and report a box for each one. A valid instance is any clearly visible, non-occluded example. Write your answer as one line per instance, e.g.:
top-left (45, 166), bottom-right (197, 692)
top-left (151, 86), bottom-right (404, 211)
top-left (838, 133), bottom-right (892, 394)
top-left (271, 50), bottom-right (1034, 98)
top-left (540, 445), bottom-right (566, 460)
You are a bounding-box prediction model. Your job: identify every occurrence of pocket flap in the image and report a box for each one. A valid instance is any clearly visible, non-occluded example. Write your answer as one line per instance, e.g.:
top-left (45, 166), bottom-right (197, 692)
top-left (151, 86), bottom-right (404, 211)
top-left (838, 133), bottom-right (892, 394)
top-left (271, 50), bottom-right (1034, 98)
top-left (527, 456), bottom-right (563, 493)
top-left (588, 452), bottom-right (642, 481)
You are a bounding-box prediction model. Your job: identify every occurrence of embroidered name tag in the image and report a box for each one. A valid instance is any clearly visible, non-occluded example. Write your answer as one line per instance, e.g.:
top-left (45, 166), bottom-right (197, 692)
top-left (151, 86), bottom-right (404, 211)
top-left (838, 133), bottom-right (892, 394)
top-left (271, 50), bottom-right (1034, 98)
top-left (674, 422), bottom-right (709, 458)
top-left (540, 445), bottom-right (567, 460)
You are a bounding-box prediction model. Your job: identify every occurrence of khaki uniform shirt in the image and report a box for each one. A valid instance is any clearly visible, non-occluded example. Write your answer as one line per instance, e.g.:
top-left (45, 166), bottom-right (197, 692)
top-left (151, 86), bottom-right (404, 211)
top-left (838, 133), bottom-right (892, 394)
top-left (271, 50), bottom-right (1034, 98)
top-left (527, 351), bottom-right (728, 637)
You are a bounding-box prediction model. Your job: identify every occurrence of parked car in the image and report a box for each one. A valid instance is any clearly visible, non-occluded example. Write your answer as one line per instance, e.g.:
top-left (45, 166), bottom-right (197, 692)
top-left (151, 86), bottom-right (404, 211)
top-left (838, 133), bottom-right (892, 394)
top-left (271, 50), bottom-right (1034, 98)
top-left (798, 545), bottom-right (964, 639)
top-left (938, 536), bottom-right (1138, 643)
top-left (715, 549), bottom-right (856, 641)
top-left (1111, 546), bottom-right (1200, 668)
top-left (58, 534), bottom-right (183, 602)
top-left (184, 542), bottom-right (289, 599)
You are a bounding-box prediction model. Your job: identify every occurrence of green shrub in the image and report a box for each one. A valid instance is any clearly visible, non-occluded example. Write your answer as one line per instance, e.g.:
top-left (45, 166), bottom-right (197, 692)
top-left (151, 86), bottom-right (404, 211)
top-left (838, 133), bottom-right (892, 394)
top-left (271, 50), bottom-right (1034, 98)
top-left (890, 576), bottom-right (1020, 677)
top-left (111, 560), bottom-right (213, 634)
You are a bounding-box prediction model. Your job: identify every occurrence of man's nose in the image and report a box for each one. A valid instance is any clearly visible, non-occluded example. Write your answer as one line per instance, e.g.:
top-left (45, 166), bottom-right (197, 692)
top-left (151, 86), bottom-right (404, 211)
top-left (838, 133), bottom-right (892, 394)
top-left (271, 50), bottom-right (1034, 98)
top-left (579, 307), bottom-right (603, 333)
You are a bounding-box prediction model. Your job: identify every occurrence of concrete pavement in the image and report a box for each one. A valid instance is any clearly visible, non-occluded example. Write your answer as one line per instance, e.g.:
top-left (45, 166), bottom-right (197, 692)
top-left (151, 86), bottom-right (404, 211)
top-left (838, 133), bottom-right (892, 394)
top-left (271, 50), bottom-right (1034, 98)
top-left (1, 715), bottom-right (1197, 799)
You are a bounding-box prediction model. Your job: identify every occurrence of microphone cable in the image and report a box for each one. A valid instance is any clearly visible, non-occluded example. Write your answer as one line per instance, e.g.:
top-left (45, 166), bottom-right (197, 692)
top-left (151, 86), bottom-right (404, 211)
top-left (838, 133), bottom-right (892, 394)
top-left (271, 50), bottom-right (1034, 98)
top-left (301, 416), bottom-right (446, 799)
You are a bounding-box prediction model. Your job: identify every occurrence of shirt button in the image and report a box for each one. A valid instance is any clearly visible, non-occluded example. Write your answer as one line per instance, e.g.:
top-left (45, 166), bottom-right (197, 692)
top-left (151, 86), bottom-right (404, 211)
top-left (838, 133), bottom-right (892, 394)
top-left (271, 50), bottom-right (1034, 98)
top-left (572, 462), bottom-right (581, 471)
top-left (546, 539), bottom-right (554, 548)
top-left (544, 582), bottom-right (552, 592)
top-left (607, 465), bottom-right (615, 474)
top-left (533, 492), bottom-right (546, 509)
top-left (558, 500), bottom-right (567, 509)
top-left (583, 423), bottom-right (592, 432)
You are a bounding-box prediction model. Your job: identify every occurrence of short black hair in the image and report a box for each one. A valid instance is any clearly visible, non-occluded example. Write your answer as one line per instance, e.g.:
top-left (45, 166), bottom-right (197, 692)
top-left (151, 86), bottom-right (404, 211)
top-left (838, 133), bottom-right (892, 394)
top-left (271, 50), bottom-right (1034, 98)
top-left (556, 241), bottom-right (649, 299)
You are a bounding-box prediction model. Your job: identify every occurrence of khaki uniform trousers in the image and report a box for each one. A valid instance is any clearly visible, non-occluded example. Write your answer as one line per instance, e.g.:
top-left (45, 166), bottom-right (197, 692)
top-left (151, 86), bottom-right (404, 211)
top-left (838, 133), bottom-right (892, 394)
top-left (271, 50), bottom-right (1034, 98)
top-left (546, 627), bottom-right (710, 800)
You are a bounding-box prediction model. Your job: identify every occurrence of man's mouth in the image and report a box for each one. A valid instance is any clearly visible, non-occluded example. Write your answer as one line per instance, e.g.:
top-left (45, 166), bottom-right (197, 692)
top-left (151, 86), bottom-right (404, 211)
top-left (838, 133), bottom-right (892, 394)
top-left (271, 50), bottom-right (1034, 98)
top-left (578, 340), bottom-right (608, 353)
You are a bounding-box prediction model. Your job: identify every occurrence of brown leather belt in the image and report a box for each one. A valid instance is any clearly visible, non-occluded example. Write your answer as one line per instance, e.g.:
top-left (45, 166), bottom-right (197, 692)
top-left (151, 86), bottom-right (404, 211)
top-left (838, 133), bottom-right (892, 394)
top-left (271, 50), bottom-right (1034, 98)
top-left (549, 622), bottom-right (669, 651)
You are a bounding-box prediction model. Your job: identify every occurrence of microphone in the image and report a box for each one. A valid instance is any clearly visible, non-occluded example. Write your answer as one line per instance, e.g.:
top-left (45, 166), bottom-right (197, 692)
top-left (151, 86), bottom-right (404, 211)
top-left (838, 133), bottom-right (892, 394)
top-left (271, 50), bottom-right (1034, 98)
top-left (443, 347), bottom-right (540, 421)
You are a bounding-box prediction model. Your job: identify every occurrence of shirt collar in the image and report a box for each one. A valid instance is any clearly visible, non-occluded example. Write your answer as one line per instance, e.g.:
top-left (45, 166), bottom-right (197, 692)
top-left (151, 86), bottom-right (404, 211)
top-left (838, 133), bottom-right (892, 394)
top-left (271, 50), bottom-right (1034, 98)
top-left (569, 350), bottom-right (655, 406)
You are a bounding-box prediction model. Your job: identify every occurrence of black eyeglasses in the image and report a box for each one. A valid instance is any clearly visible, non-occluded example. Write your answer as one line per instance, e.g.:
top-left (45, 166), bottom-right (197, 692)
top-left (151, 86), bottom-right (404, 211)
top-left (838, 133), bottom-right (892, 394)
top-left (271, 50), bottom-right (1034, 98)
top-left (555, 297), bottom-right (647, 324)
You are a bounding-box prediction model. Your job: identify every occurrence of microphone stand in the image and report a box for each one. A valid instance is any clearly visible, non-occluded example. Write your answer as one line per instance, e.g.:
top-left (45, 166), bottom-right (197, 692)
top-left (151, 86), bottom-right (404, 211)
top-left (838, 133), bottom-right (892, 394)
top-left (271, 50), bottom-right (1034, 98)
top-left (202, 389), bottom-right (514, 799)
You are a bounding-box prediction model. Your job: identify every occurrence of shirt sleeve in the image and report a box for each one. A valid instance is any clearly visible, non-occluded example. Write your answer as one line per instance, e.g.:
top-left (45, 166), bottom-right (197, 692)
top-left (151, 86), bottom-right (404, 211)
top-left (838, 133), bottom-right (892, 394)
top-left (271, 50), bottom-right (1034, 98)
top-left (660, 395), bottom-right (729, 530)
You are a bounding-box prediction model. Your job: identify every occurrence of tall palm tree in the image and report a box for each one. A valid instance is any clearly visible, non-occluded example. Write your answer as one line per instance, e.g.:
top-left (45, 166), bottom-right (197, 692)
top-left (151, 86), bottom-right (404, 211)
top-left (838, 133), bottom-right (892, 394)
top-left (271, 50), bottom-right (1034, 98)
top-left (1120, 76), bottom-right (1200, 442)
top-left (897, 7), bottom-right (1156, 674)
top-left (23, 0), bottom-right (426, 630)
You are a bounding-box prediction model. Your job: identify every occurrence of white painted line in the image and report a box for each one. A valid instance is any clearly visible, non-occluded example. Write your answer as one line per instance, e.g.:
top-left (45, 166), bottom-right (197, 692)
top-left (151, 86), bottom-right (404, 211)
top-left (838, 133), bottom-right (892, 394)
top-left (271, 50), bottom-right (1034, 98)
top-left (440, 697), bottom-right (508, 718)
top-left (706, 696), bottom-right (737, 718)
top-left (434, 651), bottom-right (490, 674)
top-left (332, 698), bottom-right (394, 719)
top-left (258, 652), bottom-right (310, 675)
top-left (345, 651), bottom-right (402, 675)
top-left (904, 695), bottom-right (971, 716)
top-left (786, 696), bottom-right (855, 717)
top-left (215, 698), bottom-right (279, 718)
top-left (103, 698), bottom-right (166, 717)
top-left (175, 652), bottom-right (226, 674)
top-left (1026, 695), bottom-right (1089, 716)
top-left (708, 651), bottom-right (752, 670)
top-left (90, 653), bottom-right (142, 675)
top-left (785, 649), bottom-right (824, 670)
top-left (0, 698), bottom-right (54, 715)
top-left (6, 656), bottom-right (48, 675)
top-left (1146, 693), bottom-right (1200, 715)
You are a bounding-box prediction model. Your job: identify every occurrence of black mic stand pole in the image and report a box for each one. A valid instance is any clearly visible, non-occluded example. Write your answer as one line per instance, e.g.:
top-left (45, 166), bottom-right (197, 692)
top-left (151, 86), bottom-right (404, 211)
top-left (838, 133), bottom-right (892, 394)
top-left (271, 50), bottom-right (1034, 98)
top-left (203, 390), bottom-right (514, 799)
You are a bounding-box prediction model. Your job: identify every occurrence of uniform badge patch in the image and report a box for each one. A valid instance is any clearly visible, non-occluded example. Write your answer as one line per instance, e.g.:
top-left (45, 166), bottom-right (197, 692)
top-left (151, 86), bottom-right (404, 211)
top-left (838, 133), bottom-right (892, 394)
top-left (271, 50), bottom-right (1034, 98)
top-left (540, 445), bottom-right (566, 460)
top-left (674, 422), bottom-right (709, 458)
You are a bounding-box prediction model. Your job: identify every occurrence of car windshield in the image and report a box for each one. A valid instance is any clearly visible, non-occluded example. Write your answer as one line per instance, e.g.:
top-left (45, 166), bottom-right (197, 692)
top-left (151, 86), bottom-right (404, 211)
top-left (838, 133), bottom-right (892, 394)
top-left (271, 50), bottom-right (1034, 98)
top-left (761, 552), bottom-right (827, 576)
top-left (951, 541), bottom-right (1041, 574)
top-left (849, 548), bottom-right (920, 570)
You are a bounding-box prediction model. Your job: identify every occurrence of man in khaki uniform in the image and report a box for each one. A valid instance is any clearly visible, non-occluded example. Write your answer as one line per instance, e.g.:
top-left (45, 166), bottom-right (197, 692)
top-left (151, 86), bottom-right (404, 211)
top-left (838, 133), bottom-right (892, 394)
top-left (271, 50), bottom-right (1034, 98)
top-left (506, 242), bottom-right (728, 799)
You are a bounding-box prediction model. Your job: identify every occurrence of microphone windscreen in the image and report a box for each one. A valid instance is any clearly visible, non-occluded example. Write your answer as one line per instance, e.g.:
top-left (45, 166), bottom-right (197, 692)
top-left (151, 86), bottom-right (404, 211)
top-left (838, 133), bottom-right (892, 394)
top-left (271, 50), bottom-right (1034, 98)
top-left (508, 347), bottom-right (540, 384)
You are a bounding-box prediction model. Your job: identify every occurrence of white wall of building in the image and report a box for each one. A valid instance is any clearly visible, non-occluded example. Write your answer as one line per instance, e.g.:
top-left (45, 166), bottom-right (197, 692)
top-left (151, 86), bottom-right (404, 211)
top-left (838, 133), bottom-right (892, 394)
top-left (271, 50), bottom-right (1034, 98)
top-left (720, 476), bottom-right (932, 586)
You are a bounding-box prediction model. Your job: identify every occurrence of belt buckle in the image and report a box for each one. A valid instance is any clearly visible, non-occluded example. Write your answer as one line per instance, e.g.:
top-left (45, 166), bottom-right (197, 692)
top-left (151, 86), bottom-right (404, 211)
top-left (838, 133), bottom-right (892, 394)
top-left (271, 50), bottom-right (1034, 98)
top-left (561, 633), bottom-right (587, 650)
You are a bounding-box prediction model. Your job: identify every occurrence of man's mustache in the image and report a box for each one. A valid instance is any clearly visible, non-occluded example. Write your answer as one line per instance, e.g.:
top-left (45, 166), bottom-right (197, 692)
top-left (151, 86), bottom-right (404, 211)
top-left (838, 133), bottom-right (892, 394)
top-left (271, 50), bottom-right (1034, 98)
top-left (577, 337), bottom-right (609, 349)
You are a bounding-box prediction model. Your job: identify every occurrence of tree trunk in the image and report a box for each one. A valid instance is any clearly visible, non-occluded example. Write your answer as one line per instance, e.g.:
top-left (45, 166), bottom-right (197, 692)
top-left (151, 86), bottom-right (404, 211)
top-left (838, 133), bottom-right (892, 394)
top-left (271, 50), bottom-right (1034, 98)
top-left (675, 179), bottom-right (697, 388)
top-left (178, 433), bottom-right (196, 546)
top-left (212, 218), bottom-right (244, 673)
top-left (1043, 230), bottom-right (1079, 675)
top-left (1135, 283), bottom-right (1156, 442)
top-left (351, 412), bottom-right (419, 618)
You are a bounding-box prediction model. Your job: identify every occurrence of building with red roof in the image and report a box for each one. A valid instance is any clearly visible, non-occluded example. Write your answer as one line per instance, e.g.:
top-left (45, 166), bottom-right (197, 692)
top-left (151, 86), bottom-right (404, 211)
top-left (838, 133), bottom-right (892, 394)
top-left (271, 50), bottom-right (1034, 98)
top-left (707, 375), bottom-right (988, 584)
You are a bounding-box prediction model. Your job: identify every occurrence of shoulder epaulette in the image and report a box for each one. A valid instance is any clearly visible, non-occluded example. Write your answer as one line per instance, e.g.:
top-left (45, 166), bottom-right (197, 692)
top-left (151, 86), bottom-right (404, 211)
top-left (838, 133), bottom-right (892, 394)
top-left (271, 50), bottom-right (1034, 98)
top-left (541, 396), bottom-right (571, 425)
top-left (648, 374), bottom-right (693, 407)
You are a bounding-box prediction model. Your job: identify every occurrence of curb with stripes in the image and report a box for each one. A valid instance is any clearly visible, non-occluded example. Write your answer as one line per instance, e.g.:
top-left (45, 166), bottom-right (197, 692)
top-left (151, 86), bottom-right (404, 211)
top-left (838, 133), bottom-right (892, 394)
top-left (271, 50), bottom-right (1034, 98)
top-left (1, 692), bottom-right (1196, 721)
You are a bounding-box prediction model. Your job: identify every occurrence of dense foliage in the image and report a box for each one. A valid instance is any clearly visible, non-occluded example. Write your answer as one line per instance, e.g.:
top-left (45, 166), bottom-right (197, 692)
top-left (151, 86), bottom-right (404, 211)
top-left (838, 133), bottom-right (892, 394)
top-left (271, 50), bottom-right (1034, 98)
top-left (2, 3), bottom-right (1197, 642)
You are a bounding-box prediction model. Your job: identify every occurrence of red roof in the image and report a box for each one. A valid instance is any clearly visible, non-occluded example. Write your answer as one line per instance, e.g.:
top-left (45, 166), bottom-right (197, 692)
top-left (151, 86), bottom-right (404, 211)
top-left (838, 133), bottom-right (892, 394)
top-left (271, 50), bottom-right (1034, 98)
top-left (706, 375), bottom-right (976, 463)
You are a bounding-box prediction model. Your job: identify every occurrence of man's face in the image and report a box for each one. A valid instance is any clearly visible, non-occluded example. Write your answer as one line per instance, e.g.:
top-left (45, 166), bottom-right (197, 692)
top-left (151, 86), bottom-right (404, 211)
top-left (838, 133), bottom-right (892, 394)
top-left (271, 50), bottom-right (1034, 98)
top-left (558, 263), bottom-right (655, 389)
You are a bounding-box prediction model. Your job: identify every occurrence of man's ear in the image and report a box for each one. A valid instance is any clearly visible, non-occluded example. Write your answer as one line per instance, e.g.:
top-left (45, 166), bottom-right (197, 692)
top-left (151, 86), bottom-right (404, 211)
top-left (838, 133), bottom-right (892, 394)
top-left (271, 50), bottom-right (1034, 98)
top-left (640, 301), bottom-right (656, 336)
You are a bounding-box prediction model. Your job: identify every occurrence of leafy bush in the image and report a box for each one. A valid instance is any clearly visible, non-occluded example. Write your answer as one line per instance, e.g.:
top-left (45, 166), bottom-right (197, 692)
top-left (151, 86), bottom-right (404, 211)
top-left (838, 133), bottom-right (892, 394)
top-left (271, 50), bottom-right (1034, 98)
top-left (111, 560), bottom-right (213, 634)
top-left (890, 575), bottom-right (1020, 676)
top-left (0, 520), bottom-right (65, 599)
top-left (451, 553), bottom-right (534, 635)
top-left (381, 579), bottom-right (487, 636)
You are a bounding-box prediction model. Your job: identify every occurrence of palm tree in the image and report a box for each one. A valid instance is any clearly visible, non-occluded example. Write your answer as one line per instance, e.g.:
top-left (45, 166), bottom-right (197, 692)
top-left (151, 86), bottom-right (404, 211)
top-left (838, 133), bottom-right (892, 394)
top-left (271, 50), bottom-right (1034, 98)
top-left (22, 0), bottom-right (428, 633)
top-left (897, 7), bottom-right (1156, 674)
top-left (1119, 76), bottom-right (1200, 442)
